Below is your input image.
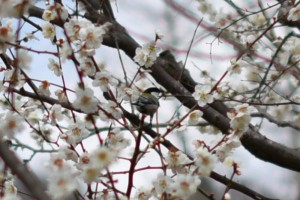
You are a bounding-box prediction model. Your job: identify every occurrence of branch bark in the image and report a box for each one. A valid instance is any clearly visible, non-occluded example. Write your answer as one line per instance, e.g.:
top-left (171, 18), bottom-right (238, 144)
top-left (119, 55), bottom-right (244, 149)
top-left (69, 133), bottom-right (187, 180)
top-left (0, 141), bottom-right (50, 200)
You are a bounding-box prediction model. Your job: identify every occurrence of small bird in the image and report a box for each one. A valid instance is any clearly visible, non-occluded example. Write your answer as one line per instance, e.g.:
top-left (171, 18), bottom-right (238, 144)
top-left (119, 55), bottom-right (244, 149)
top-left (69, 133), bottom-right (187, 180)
top-left (132, 87), bottom-right (162, 125)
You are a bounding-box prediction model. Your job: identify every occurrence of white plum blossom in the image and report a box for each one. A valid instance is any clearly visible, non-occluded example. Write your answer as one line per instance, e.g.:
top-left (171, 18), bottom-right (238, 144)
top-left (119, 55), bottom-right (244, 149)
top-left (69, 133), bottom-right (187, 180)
top-left (55, 89), bottom-right (67, 102)
top-left (78, 58), bottom-right (96, 76)
top-left (192, 84), bottom-right (214, 107)
top-left (73, 87), bottom-right (98, 114)
top-left (79, 22), bottom-right (110, 49)
top-left (171, 173), bottom-right (201, 199)
top-left (100, 100), bottom-right (123, 120)
top-left (61, 120), bottom-right (89, 146)
top-left (57, 39), bottom-right (72, 62)
top-left (48, 58), bottom-right (62, 76)
top-left (4, 180), bottom-right (17, 195)
top-left (92, 70), bottom-right (118, 92)
top-left (64, 17), bottom-right (92, 42)
top-left (46, 152), bottom-right (79, 199)
top-left (38, 81), bottom-right (51, 96)
top-left (194, 147), bottom-right (217, 176)
top-left (91, 146), bottom-right (117, 168)
top-left (152, 173), bottom-right (173, 195)
top-left (58, 146), bottom-right (78, 162)
top-left (42, 3), bottom-right (68, 22)
top-left (0, 112), bottom-right (24, 139)
top-left (215, 135), bottom-right (241, 162)
top-left (134, 187), bottom-right (152, 200)
top-left (288, 4), bottom-right (300, 21)
top-left (121, 87), bottom-right (140, 101)
top-left (16, 50), bottom-right (32, 69)
top-left (227, 103), bottom-right (255, 134)
top-left (4, 69), bottom-right (25, 88)
top-left (47, 169), bottom-right (78, 200)
top-left (41, 22), bottom-right (56, 40)
top-left (287, 37), bottom-right (300, 55)
top-left (0, 22), bottom-right (14, 53)
top-left (50, 104), bottom-right (64, 124)
top-left (188, 110), bottom-right (203, 125)
top-left (105, 128), bottom-right (130, 151)
top-left (134, 42), bottom-right (161, 67)
top-left (0, 0), bottom-right (32, 18)
top-left (228, 59), bottom-right (250, 74)
top-left (165, 151), bottom-right (192, 174)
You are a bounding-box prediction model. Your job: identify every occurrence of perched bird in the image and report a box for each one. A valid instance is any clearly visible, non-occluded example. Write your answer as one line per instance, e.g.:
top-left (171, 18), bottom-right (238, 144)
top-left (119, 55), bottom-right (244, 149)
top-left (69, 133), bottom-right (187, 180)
top-left (132, 87), bottom-right (162, 125)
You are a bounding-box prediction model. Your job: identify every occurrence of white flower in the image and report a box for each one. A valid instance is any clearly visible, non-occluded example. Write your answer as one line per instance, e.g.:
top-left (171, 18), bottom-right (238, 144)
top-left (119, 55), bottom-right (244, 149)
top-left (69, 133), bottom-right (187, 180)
top-left (215, 135), bottom-right (241, 162)
top-left (227, 104), bottom-right (255, 134)
top-left (0, 22), bottom-right (14, 53)
top-left (0, 0), bottom-right (32, 18)
top-left (194, 147), bottom-right (217, 176)
top-left (122, 87), bottom-right (140, 101)
top-left (64, 17), bottom-right (92, 41)
top-left (92, 70), bottom-right (118, 92)
top-left (228, 59), bottom-right (250, 74)
top-left (0, 112), bottom-right (24, 139)
top-left (90, 146), bottom-right (117, 169)
top-left (41, 22), bottom-right (56, 39)
top-left (105, 128), bottom-right (130, 151)
top-left (4, 180), bottom-right (17, 195)
top-left (42, 3), bottom-right (68, 22)
top-left (42, 9), bottom-right (55, 21)
top-left (165, 151), bottom-right (191, 174)
top-left (78, 58), bottom-right (97, 76)
top-left (250, 13), bottom-right (266, 26)
top-left (171, 174), bottom-right (201, 199)
top-left (17, 50), bottom-right (32, 69)
top-left (47, 169), bottom-right (78, 200)
top-left (287, 38), bottom-right (300, 55)
top-left (58, 40), bottom-right (72, 62)
top-left (230, 114), bottom-right (251, 133)
top-left (80, 164), bottom-right (101, 184)
top-left (48, 58), bottom-right (62, 76)
top-left (188, 110), bottom-right (203, 125)
top-left (61, 120), bottom-right (89, 146)
top-left (135, 187), bottom-right (152, 200)
top-left (38, 81), bottom-right (51, 96)
top-left (55, 89), bottom-right (67, 102)
top-left (192, 85), bottom-right (214, 107)
top-left (4, 69), bottom-right (25, 88)
top-left (59, 146), bottom-right (78, 162)
top-left (102, 101), bottom-right (123, 119)
top-left (73, 87), bottom-right (98, 114)
top-left (134, 43), bottom-right (161, 67)
top-left (152, 173), bottom-right (173, 195)
top-left (79, 23), bottom-right (110, 49)
top-left (50, 104), bottom-right (64, 124)
top-left (288, 4), bottom-right (300, 21)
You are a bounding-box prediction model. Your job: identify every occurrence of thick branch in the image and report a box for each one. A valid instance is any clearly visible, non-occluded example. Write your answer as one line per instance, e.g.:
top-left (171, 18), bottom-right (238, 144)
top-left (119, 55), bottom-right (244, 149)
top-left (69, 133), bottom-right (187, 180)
top-left (0, 141), bottom-right (51, 200)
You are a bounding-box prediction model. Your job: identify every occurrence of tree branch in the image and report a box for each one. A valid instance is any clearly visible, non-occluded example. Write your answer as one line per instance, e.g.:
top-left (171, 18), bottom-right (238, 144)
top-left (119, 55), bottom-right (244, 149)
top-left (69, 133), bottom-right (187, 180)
top-left (0, 141), bottom-right (51, 200)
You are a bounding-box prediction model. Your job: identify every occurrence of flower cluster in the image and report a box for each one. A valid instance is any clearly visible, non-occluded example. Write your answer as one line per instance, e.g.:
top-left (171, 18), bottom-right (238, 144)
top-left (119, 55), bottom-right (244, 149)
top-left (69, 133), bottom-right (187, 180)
top-left (134, 42), bottom-right (161, 68)
top-left (287, 4), bottom-right (300, 22)
top-left (227, 103), bottom-right (255, 135)
top-left (136, 173), bottom-right (201, 200)
top-left (72, 87), bottom-right (99, 114)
